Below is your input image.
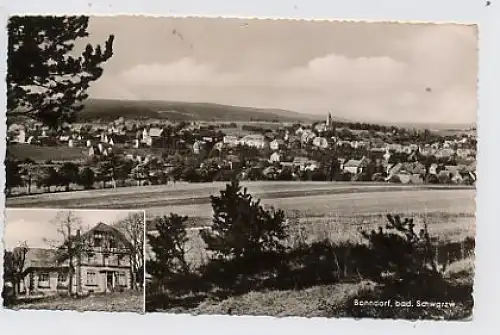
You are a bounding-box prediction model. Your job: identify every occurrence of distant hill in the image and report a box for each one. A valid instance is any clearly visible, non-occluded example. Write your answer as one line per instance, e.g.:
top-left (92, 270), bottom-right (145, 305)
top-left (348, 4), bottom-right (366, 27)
top-left (77, 99), bottom-right (322, 123)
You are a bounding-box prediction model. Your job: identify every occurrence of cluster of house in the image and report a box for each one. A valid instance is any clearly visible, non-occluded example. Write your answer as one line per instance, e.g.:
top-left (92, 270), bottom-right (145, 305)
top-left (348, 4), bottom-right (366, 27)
top-left (7, 222), bottom-right (134, 297)
top-left (7, 112), bottom-right (477, 185)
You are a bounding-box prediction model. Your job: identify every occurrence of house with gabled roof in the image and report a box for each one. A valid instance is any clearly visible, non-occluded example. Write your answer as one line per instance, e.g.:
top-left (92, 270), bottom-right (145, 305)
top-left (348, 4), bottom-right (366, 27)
top-left (343, 156), bottom-right (369, 175)
top-left (16, 222), bottom-right (134, 297)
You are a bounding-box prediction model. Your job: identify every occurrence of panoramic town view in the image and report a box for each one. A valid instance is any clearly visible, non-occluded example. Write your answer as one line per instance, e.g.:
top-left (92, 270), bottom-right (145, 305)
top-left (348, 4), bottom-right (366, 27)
top-left (4, 16), bottom-right (476, 319)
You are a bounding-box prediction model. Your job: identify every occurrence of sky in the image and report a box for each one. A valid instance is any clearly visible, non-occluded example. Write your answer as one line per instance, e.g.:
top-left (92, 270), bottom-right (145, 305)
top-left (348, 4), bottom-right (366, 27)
top-left (3, 209), bottom-right (144, 251)
top-left (79, 17), bottom-right (478, 124)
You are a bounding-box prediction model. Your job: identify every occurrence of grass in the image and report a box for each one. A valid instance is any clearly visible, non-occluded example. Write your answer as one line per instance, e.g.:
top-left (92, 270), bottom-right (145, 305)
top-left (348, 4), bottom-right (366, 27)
top-left (173, 280), bottom-right (377, 317)
top-left (150, 256), bottom-right (474, 319)
top-left (8, 290), bottom-right (144, 313)
top-left (7, 143), bottom-right (87, 162)
top-left (7, 181), bottom-right (475, 217)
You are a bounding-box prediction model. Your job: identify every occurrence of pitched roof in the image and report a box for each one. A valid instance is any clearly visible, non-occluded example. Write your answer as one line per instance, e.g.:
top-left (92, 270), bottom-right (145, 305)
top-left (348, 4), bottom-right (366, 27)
top-left (148, 128), bottom-right (164, 137)
top-left (81, 222), bottom-right (133, 249)
top-left (21, 248), bottom-right (61, 271)
top-left (344, 157), bottom-right (368, 168)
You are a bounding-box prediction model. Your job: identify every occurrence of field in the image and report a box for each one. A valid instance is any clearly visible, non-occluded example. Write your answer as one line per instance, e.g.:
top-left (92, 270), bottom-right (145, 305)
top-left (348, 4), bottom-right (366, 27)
top-left (7, 180), bottom-right (474, 212)
top-left (7, 291), bottom-right (144, 313)
top-left (134, 182), bottom-right (475, 267)
top-left (7, 143), bottom-right (87, 162)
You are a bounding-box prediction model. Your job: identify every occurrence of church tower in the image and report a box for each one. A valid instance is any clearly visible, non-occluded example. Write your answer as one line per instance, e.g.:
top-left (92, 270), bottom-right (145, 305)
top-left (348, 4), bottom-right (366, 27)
top-left (326, 112), bottom-right (332, 127)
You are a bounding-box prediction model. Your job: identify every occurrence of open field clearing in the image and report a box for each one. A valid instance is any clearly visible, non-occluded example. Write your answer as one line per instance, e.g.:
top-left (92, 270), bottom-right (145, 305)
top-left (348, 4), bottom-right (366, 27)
top-left (142, 184), bottom-right (475, 267)
top-left (7, 291), bottom-right (143, 313)
top-left (7, 143), bottom-right (87, 162)
top-left (144, 188), bottom-right (475, 222)
top-left (7, 181), bottom-right (474, 211)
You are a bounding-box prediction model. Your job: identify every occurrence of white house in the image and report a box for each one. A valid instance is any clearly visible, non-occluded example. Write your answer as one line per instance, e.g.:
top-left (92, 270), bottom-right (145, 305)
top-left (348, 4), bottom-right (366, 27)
top-left (269, 152), bottom-right (281, 163)
top-left (193, 140), bottom-right (204, 154)
top-left (240, 134), bottom-right (267, 149)
top-left (223, 136), bottom-right (239, 147)
top-left (300, 130), bottom-right (316, 144)
top-left (312, 137), bottom-right (329, 149)
top-left (270, 139), bottom-right (280, 151)
top-left (142, 127), bottom-right (163, 146)
top-left (12, 129), bottom-right (27, 143)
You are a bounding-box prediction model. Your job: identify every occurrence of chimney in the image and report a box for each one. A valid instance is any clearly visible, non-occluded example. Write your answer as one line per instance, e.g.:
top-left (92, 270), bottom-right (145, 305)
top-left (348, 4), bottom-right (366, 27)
top-left (75, 229), bottom-right (82, 295)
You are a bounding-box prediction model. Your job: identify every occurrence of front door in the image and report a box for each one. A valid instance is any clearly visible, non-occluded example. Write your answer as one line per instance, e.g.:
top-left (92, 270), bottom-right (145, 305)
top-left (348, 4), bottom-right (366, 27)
top-left (106, 272), bottom-right (114, 292)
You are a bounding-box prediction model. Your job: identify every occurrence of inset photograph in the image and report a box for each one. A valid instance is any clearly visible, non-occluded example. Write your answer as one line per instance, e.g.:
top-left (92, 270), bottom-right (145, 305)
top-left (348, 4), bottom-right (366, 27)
top-left (2, 208), bottom-right (145, 313)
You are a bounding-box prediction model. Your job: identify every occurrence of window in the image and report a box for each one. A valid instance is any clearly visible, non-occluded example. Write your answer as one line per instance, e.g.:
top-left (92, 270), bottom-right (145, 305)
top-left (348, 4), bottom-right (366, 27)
top-left (94, 233), bottom-right (103, 247)
top-left (86, 271), bottom-right (97, 286)
top-left (118, 272), bottom-right (127, 287)
top-left (38, 273), bottom-right (50, 288)
top-left (103, 254), bottom-right (109, 266)
top-left (57, 272), bottom-right (67, 286)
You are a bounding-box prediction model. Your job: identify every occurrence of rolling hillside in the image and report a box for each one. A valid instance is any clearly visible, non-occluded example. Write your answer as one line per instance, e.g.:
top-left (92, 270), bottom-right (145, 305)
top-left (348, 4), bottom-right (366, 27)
top-left (76, 99), bottom-right (322, 123)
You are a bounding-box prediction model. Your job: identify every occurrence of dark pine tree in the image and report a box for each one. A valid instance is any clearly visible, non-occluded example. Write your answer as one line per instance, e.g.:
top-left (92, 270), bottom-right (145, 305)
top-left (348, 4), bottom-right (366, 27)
top-left (200, 179), bottom-right (287, 260)
top-left (146, 214), bottom-right (191, 292)
top-left (7, 16), bottom-right (114, 129)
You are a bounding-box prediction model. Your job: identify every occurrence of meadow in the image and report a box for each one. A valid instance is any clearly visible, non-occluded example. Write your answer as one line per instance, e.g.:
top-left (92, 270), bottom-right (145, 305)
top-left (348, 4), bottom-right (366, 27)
top-left (7, 291), bottom-right (144, 313)
top-left (7, 143), bottom-right (87, 162)
top-left (7, 180), bottom-right (474, 212)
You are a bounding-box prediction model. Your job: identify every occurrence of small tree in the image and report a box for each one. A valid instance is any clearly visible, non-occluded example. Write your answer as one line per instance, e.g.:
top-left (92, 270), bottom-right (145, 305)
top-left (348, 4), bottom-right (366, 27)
top-left (200, 179), bottom-right (287, 260)
top-left (360, 214), bottom-right (446, 288)
top-left (146, 214), bottom-right (191, 292)
top-left (78, 166), bottom-right (95, 189)
top-left (5, 158), bottom-right (23, 195)
top-left (39, 166), bottom-right (61, 192)
top-left (59, 162), bottom-right (79, 191)
top-left (19, 159), bottom-right (37, 194)
top-left (115, 212), bottom-right (145, 290)
top-left (50, 210), bottom-right (88, 296)
top-left (3, 242), bottom-right (29, 298)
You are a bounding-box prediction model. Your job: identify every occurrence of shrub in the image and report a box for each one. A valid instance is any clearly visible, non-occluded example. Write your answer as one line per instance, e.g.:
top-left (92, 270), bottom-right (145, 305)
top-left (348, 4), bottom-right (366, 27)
top-left (358, 214), bottom-right (454, 303)
top-left (387, 174), bottom-right (401, 183)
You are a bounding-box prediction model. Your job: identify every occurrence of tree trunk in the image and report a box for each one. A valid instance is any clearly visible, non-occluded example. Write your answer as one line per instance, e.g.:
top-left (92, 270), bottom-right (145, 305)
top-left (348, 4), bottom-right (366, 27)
top-left (12, 277), bottom-right (19, 297)
top-left (130, 257), bottom-right (137, 290)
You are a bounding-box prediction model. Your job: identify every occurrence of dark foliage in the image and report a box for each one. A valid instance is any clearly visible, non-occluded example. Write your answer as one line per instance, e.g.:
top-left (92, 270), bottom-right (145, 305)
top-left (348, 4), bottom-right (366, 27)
top-left (7, 16), bottom-right (114, 129)
top-left (78, 166), bottom-right (95, 189)
top-left (146, 214), bottom-right (205, 295)
top-left (200, 179), bottom-right (288, 260)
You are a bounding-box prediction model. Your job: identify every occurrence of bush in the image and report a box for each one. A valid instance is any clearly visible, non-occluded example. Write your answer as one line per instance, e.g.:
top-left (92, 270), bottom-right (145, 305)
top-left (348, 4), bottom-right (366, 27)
top-left (78, 167), bottom-right (95, 189)
top-left (387, 174), bottom-right (401, 183)
top-left (360, 214), bottom-right (447, 289)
